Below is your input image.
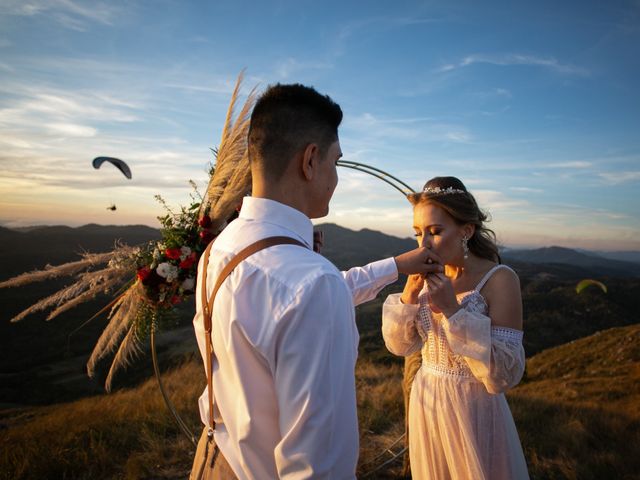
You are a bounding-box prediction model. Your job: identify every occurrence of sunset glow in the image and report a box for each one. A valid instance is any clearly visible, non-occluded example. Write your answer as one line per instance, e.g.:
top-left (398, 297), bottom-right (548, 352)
top-left (1, 1), bottom-right (638, 250)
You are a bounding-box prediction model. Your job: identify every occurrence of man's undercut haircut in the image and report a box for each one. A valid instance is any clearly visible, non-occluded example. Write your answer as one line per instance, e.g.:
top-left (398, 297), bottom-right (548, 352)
top-left (249, 83), bottom-right (343, 181)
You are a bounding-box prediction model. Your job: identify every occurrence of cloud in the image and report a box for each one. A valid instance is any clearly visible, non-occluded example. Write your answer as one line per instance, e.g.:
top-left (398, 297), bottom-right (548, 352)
top-left (544, 161), bottom-right (592, 169)
top-left (332, 14), bottom-right (442, 60)
top-left (437, 53), bottom-right (590, 76)
top-left (0, 89), bottom-right (140, 134)
top-left (274, 57), bottom-right (333, 79)
top-left (473, 88), bottom-right (513, 100)
top-left (46, 122), bottom-right (97, 137)
top-left (0, 145), bottom-right (208, 192)
top-left (337, 15), bottom-right (440, 42)
top-left (473, 190), bottom-right (530, 211)
top-left (0, 0), bottom-right (122, 30)
top-left (344, 113), bottom-right (472, 144)
top-left (162, 83), bottom-right (235, 94)
top-left (598, 171), bottom-right (640, 184)
top-left (509, 186), bottom-right (544, 193)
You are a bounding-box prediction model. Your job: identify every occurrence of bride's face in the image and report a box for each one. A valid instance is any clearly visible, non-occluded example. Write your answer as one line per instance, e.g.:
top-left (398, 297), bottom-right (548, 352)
top-left (412, 202), bottom-right (467, 265)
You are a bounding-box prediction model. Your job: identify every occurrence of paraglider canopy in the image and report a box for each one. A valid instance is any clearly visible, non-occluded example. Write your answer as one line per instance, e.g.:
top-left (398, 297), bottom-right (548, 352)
top-left (576, 279), bottom-right (607, 294)
top-left (92, 157), bottom-right (132, 179)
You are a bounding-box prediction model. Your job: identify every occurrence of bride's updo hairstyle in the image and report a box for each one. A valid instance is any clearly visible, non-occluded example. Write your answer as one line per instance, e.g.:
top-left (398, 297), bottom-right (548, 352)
top-left (407, 176), bottom-right (501, 263)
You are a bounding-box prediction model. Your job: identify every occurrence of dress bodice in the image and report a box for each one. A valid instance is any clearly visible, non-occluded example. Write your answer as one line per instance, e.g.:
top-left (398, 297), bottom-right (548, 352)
top-left (415, 265), bottom-right (510, 378)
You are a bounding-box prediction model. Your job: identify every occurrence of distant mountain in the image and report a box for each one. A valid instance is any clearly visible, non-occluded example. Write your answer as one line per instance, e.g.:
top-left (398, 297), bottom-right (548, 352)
top-left (4, 223), bottom-right (638, 279)
top-left (502, 246), bottom-right (640, 278)
top-left (596, 250), bottom-right (640, 265)
top-left (0, 226), bottom-right (21, 240)
top-left (0, 224), bottom-right (160, 279)
top-left (1, 222), bottom-right (639, 407)
top-left (315, 223), bottom-right (416, 269)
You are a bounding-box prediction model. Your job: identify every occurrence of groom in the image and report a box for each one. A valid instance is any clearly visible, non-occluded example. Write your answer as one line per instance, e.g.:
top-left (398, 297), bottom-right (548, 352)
top-left (193, 83), bottom-right (441, 478)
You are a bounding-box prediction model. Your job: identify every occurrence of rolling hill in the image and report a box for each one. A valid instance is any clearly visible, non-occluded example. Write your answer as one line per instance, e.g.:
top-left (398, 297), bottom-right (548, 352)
top-left (1, 223), bottom-right (639, 403)
top-left (502, 246), bottom-right (640, 277)
top-left (1, 320), bottom-right (637, 479)
top-left (508, 323), bottom-right (640, 479)
top-left (0, 224), bottom-right (160, 279)
top-left (0, 223), bottom-right (639, 478)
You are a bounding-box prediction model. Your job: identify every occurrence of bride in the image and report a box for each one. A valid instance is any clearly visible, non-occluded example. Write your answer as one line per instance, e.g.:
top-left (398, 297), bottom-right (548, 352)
top-left (382, 176), bottom-right (529, 479)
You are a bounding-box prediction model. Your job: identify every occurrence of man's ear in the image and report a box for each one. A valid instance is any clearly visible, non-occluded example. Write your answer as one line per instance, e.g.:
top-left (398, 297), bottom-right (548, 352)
top-left (300, 143), bottom-right (319, 181)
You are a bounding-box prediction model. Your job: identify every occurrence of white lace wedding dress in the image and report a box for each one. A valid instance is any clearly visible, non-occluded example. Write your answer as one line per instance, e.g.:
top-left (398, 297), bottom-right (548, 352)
top-left (382, 265), bottom-right (529, 480)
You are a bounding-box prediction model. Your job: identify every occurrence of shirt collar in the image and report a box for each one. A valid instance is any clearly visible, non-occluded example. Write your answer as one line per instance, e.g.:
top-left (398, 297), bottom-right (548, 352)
top-left (239, 197), bottom-right (313, 248)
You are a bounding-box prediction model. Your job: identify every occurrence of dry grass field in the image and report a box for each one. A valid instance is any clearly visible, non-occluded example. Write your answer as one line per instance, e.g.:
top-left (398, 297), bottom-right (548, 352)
top-left (1, 230), bottom-right (639, 479)
top-left (2, 317), bottom-right (639, 479)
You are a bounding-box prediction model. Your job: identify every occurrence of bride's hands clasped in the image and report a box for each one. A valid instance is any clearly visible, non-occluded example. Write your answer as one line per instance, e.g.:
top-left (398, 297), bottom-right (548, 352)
top-left (399, 249), bottom-right (443, 305)
top-left (425, 273), bottom-right (460, 317)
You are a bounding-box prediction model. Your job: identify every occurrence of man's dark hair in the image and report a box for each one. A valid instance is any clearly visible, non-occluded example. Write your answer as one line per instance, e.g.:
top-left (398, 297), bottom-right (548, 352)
top-left (248, 83), bottom-right (343, 180)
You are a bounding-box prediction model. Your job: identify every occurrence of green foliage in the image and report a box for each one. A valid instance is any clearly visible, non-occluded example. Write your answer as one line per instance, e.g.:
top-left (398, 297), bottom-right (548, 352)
top-left (154, 185), bottom-right (202, 251)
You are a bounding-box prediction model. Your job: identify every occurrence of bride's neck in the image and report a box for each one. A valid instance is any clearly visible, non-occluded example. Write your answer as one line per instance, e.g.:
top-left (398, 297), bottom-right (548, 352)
top-left (444, 256), bottom-right (490, 279)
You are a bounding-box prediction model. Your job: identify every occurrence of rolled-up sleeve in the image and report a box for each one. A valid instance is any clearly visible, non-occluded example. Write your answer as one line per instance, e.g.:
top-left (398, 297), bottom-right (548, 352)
top-left (273, 273), bottom-right (358, 479)
top-left (442, 309), bottom-right (525, 394)
top-left (381, 293), bottom-right (422, 357)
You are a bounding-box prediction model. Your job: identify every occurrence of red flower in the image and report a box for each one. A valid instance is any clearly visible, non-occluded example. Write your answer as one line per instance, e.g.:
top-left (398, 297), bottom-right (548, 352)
top-left (199, 229), bottom-right (215, 244)
top-left (179, 252), bottom-right (197, 269)
top-left (165, 248), bottom-right (181, 260)
top-left (136, 266), bottom-right (152, 282)
top-left (198, 216), bottom-right (212, 228)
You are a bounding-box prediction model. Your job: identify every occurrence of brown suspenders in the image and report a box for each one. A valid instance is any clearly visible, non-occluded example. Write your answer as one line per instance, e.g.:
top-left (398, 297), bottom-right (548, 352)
top-left (199, 236), bottom-right (308, 436)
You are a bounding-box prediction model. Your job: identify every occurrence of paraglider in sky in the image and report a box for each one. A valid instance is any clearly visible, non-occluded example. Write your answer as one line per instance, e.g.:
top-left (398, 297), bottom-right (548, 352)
top-left (576, 279), bottom-right (608, 294)
top-left (92, 157), bottom-right (132, 179)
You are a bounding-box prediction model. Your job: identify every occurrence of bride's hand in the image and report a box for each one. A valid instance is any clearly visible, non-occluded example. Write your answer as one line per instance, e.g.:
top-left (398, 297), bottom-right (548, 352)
top-left (425, 273), bottom-right (460, 317)
top-left (401, 274), bottom-right (425, 305)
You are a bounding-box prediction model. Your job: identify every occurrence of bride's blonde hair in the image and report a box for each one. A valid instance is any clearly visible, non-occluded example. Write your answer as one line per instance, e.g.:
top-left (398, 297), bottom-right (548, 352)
top-left (408, 176), bottom-right (501, 263)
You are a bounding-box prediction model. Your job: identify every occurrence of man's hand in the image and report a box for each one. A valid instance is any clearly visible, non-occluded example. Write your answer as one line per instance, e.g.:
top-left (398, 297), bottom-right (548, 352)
top-left (394, 247), bottom-right (444, 276)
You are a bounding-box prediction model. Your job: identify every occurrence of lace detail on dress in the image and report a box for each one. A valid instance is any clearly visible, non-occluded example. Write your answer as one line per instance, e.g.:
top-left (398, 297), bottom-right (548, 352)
top-left (418, 289), bottom-right (480, 379)
top-left (492, 327), bottom-right (524, 342)
top-left (415, 290), bottom-right (431, 342)
top-left (416, 265), bottom-right (516, 380)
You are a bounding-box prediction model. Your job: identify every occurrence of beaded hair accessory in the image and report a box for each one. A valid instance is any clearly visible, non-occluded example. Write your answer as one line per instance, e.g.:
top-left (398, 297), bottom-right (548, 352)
top-left (422, 186), bottom-right (466, 195)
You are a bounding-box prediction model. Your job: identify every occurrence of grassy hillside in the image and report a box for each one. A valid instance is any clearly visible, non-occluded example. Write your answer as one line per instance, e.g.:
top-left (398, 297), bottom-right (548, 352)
top-left (516, 274), bottom-right (640, 355)
top-left (508, 323), bottom-right (640, 480)
top-left (2, 319), bottom-right (638, 479)
top-left (0, 352), bottom-right (406, 479)
top-left (2, 224), bottom-right (639, 478)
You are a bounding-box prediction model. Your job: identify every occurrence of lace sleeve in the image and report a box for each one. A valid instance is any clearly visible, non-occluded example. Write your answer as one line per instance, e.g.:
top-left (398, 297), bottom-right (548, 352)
top-left (442, 309), bottom-right (525, 394)
top-left (486, 327), bottom-right (526, 393)
top-left (381, 293), bottom-right (422, 357)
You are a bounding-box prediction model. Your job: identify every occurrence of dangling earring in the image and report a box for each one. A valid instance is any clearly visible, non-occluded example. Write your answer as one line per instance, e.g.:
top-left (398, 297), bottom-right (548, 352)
top-left (462, 236), bottom-right (469, 259)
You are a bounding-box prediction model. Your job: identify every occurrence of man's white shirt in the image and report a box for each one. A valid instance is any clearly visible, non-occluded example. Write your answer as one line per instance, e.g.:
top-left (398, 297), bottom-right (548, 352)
top-left (193, 197), bottom-right (398, 479)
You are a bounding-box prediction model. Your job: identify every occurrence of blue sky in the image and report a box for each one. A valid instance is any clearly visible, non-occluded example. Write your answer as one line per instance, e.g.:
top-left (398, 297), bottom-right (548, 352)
top-left (0, 0), bottom-right (639, 250)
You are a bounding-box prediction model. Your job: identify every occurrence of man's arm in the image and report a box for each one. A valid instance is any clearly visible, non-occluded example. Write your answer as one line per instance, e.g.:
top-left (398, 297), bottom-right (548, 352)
top-left (342, 246), bottom-right (443, 306)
